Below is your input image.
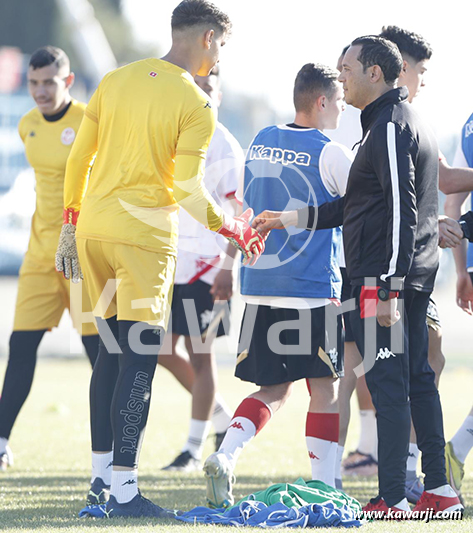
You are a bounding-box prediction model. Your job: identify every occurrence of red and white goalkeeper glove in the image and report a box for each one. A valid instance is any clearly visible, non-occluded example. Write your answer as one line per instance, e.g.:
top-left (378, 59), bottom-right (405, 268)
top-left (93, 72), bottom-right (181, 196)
top-left (55, 208), bottom-right (82, 283)
top-left (218, 208), bottom-right (265, 266)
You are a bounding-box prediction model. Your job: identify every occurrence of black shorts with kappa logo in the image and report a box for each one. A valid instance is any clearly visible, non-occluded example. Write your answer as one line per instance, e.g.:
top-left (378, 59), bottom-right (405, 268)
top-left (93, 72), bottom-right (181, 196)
top-left (169, 280), bottom-right (231, 338)
top-left (235, 303), bottom-right (344, 386)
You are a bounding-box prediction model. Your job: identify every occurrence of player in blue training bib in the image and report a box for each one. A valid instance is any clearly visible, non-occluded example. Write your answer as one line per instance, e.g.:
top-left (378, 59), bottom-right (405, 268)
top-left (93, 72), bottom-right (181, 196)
top-left (203, 63), bottom-right (354, 510)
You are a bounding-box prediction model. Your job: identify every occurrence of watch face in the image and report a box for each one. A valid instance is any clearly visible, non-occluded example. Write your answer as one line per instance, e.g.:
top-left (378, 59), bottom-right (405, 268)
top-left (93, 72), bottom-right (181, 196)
top-left (378, 288), bottom-right (388, 301)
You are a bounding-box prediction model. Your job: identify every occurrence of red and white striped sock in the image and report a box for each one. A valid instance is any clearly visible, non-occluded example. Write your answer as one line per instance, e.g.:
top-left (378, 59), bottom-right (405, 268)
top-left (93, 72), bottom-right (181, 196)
top-left (219, 397), bottom-right (272, 469)
top-left (306, 412), bottom-right (339, 487)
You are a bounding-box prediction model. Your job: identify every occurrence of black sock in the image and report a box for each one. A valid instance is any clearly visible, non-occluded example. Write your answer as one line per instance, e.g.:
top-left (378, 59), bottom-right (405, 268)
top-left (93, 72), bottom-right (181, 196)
top-left (0, 330), bottom-right (46, 439)
top-left (90, 317), bottom-right (119, 451)
top-left (111, 321), bottom-right (162, 468)
top-left (81, 334), bottom-right (99, 368)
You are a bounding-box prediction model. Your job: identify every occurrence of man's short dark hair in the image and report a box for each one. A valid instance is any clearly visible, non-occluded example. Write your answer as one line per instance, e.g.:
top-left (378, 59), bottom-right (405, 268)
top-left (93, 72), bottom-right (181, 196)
top-left (340, 44), bottom-right (350, 57)
top-left (293, 63), bottom-right (340, 114)
top-left (380, 26), bottom-right (433, 63)
top-left (351, 35), bottom-right (403, 85)
top-left (171, 0), bottom-right (232, 37)
top-left (29, 46), bottom-right (69, 71)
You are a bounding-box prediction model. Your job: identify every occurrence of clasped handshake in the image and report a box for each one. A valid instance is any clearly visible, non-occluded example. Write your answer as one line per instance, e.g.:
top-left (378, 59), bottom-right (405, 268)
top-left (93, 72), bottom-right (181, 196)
top-left (56, 207), bottom-right (467, 284)
top-left (219, 207), bottom-right (298, 266)
top-left (222, 207), bottom-right (297, 267)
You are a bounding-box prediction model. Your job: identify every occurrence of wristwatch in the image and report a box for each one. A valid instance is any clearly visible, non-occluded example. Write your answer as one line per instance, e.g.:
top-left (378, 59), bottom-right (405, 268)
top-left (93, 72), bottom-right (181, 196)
top-left (377, 288), bottom-right (399, 301)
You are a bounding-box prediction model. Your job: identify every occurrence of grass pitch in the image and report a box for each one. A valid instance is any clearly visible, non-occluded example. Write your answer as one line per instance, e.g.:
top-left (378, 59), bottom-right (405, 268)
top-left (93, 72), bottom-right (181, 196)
top-left (0, 357), bottom-right (471, 532)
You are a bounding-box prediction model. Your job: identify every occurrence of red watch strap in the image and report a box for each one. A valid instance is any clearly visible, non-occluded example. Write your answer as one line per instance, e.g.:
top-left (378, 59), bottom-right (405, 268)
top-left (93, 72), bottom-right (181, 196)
top-left (360, 286), bottom-right (399, 319)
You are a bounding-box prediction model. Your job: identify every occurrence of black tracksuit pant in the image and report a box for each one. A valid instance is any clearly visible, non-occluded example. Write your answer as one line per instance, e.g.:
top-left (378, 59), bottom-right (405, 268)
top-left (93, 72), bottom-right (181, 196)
top-left (350, 287), bottom-right (447, 507)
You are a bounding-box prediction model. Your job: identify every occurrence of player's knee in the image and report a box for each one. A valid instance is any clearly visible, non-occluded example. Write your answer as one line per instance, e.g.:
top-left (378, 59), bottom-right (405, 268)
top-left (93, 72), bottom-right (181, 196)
top-left (189, 353), bottom-right (212, 374)
top-left (309, 377), bottom-right (339, 405)
top-left (259, 382), bottom-right (293, 405)
top-left (118, 321), bottom-right (161, 360)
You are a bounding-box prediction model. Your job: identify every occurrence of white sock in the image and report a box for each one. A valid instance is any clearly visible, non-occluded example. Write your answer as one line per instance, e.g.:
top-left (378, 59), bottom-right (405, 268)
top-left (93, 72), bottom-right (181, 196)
top-left (335, 445), bottom-right (344, 481)
top-left (406, 443), bottom-right (420, 474)
top-left (450, 415), bottom-right (473, 464)
top-left (392, 497), bottom-right (410, 511)
top-left (182, 419), bottom-right (212, 460)
top-left (427, 484), bottom-right (458, 497)
top-left (212, 394), bottom-right (233, 433)
top-left (219, 416), bottom-right (257, 469)
top-left (0, 437), bottom-right (8, 455)
top-left (91, 451), bottom-right (113, 485)
top-left (111, 469), bottom-right (138, 504)
top-left (357, 409), bottom-right (377, 457)
top-left (306, 436), bottom-right (338, 487)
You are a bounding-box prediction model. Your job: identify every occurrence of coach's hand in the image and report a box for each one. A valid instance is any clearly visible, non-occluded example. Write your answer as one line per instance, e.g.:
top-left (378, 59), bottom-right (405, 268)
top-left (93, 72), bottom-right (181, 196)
top-left (55, 209), bottom-right (82, 283)
top-left (376, 298), bottom-right (400, 327)
top-left (438, 216), bottom-right (463, 248)
top-left (252, 210), bottom-right (298, 239)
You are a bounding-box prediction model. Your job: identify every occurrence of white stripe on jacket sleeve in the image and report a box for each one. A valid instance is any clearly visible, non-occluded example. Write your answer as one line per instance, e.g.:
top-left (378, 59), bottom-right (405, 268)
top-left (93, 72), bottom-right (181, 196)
top-left (380, 122), bottom-right (401, 283)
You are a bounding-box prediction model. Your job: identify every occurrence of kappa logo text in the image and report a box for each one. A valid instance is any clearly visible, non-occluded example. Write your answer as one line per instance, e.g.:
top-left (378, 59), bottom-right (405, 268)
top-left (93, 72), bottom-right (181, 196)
top-left (249, 145), bottom-right (311, 166)
top-left (229, 422), bottom-right (244, 430)
top-left (376, 348), bottom-right (395, 360)
top-left (308, 451), bottom-right (319, 460)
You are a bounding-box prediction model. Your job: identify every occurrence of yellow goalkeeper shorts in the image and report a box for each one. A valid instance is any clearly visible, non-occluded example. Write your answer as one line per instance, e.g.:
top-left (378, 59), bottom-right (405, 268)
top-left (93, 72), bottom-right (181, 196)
top-left (77, 237), bottom-right (175, 328)
top-left (13, 254), bottom-right (97, 335)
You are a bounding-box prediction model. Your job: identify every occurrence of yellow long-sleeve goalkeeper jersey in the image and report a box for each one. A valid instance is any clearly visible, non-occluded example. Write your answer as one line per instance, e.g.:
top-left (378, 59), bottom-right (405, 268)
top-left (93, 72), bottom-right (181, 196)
top-left (64, 58), bottom-right (225, 255)
top-left (18, 100), bottom-right (86, 263)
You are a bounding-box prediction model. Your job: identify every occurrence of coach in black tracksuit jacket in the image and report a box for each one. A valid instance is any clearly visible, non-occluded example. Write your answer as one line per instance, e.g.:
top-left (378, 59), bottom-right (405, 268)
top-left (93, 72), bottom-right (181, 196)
top-left (298, 40), bottom-right (448, 507)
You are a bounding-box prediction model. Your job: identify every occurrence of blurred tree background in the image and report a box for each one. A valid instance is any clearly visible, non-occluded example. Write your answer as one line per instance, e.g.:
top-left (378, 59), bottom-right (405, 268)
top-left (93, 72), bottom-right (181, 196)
top-left (0, 0), bottom-right (284, 146)
top-left (0, 0), bottom-right (156, 69)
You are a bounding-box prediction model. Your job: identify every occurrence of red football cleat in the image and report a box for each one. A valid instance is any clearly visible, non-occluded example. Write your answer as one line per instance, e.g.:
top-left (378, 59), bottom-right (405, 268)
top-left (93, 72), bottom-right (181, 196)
top-left (363, 497), bottom-right (409, 519)
top-left (413, 490), bottom-right (463, 515)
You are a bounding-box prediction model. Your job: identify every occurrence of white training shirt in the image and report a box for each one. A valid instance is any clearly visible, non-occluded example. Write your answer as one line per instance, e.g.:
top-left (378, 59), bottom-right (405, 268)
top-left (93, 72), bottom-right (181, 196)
top-left (174, 121), bottom-right (244, 286)
top-left (325, 105), bottom-right (362, 151)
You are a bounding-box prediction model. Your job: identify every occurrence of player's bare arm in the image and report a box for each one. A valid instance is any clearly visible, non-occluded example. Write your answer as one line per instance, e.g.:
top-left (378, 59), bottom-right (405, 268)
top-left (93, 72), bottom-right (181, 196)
top-left (439, 157), bottom-right (473, 195)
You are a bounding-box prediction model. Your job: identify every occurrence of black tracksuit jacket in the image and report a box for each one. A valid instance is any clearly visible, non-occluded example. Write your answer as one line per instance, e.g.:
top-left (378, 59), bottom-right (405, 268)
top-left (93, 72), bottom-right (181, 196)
top-left (300, 87), bottom-right (439, 292)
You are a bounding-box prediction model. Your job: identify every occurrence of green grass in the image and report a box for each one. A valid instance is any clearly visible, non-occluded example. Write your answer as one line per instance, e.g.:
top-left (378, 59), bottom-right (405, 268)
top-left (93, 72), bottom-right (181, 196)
top-left (0, 358), bottom-right (471, 531)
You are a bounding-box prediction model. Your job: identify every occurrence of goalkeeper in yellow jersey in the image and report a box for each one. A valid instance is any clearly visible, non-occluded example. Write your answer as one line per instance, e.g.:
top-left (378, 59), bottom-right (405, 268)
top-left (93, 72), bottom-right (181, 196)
top-left (57, 0), bottom-right (264, 519)
top-left (0, 47), bottom-right (99, 473)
